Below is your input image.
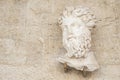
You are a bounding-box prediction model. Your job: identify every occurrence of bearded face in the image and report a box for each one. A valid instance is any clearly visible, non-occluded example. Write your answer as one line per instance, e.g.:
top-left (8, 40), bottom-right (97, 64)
top-left (58, 6), bottom-right (99, 72)
top-left (61, 16), bottom-right (90, 58)
top-left (59, 7), bottom-right (96, 58)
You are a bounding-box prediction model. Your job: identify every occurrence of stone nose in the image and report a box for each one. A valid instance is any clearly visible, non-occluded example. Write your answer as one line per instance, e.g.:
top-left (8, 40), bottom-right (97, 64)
top-left (68, 27), bottom-right (73, 35)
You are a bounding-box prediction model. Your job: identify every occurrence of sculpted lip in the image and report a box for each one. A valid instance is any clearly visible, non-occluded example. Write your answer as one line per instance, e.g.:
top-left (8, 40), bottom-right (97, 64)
top-left (67, 35), bottom-right (76, 40)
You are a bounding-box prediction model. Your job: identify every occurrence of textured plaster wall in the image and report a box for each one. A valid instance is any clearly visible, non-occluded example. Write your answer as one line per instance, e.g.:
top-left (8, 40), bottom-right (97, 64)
top-left (0, 0), bottom-right (120, 80)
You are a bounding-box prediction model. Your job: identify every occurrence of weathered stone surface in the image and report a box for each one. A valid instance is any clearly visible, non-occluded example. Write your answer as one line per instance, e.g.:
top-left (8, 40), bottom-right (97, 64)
top-left (0, 0), bottom-right (120, 80)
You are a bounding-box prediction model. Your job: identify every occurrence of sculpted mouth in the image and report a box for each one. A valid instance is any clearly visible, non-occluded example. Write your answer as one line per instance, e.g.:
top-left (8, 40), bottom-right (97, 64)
top-left (67, 35), bottom-right (76, 40)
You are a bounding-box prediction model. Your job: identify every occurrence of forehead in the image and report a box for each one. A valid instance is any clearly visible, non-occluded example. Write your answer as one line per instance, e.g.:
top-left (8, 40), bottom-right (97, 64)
top-left (62, 16), bottom-right (81, 25)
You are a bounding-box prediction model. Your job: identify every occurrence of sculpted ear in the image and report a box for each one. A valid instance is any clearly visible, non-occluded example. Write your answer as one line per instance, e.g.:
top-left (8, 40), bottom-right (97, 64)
top-left (86, 18), bottom-right (97, 29)
top-left (58, 17), bottom-right (63, 26)
top-left (87, 21), bottom-right (95, 26)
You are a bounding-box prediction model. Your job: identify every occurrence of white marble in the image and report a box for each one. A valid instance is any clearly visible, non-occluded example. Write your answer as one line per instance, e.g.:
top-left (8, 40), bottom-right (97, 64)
top-left (58, 6), bottom-right (99, 71)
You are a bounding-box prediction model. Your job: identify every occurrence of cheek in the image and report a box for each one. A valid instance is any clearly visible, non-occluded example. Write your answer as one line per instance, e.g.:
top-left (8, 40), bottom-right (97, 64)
top-left (62, 28), bottom-right (68, 36)
top-left (72, 26), bottom-right (80, 33)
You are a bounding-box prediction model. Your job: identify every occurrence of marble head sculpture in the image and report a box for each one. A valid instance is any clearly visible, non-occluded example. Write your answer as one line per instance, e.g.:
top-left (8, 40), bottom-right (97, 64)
top-left (58, 6), bottom-right (99, 76)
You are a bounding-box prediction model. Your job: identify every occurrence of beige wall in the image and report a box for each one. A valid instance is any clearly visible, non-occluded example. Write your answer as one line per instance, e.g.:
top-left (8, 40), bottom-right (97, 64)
top-left (0, 0), bottom-right (120, 80)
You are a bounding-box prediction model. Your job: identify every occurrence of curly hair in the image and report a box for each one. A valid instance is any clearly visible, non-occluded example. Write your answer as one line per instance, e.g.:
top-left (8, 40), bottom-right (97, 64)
top-left (59, 6), bottom-right (96, 28)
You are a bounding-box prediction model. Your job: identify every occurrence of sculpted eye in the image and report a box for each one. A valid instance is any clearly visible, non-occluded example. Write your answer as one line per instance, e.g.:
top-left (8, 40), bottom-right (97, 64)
top-left (63, 25), bottom-right (68, 28)
top-left (71, 23), bottom-right (76, 26)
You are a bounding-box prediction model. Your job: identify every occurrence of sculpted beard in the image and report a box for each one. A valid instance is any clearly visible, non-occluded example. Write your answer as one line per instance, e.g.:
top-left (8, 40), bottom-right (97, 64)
top-left (65, 35), bottom-right (84, 57)
top-left (65, 29), bottom-right (91, 58)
